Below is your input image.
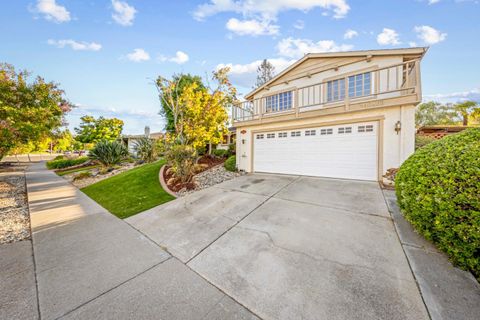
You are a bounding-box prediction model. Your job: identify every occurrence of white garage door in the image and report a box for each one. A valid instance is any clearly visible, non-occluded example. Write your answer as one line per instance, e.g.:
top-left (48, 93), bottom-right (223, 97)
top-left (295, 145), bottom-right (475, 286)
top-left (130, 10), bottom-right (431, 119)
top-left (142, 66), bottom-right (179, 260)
top-left (253, 122), bottom-right (378, 181)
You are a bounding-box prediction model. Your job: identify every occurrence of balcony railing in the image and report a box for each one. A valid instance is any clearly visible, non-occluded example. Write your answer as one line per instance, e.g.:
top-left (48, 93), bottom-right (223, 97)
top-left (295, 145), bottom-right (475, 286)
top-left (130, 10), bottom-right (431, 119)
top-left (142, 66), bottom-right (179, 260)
top-left (232, 59), bottom-right (420, 122)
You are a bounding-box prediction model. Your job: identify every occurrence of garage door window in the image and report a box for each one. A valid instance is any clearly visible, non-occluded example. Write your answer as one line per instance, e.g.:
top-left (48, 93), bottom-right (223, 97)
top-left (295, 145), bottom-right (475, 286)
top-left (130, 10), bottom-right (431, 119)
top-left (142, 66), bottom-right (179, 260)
top-left (291, 131), bottom-right (301, 137)
top-left (305, 130), bottom-right (316, 136)
top-left (358, 125), bottom-right (374, 133)
top-left (267, 133), bottom-right (275, 139)
top-left (256, 134), bottom-right (264, 139)
top-left (320, 128), bottom-right (333, 135)
top-left (338, 127), bottom-right (352, 134)
top-left (278, 132), bottom-right (288, 138)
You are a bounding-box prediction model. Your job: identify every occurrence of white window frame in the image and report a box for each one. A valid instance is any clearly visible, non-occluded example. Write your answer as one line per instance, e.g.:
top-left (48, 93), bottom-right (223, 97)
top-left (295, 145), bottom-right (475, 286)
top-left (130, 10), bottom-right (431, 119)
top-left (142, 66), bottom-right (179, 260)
top-left (265, 91), bottom-right (293, 113)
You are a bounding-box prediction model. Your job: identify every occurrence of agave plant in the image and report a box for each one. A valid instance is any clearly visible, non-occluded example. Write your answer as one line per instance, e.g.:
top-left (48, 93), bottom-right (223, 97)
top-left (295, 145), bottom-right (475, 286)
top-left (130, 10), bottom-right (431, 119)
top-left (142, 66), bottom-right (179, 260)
top-left (88, 140), bottom-right (129, 169)
top-left (133, 137), bottom-right (158, 163)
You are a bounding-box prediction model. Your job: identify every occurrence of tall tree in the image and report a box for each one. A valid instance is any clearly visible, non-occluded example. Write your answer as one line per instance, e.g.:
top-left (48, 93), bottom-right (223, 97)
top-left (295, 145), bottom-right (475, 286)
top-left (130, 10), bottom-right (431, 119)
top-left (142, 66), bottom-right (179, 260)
top-left (0, 63), bottom-right (71, 159)
top-left (74, 116), bottom-right (124, 144)
top-left (415, 101), bottom-right (457, 127)
top-left (158, 74), bottom-right (205, 133)
top-left (255, 59), bottom-right (275, 88)
top-left (454, 100), bottom-right (479, 126)
top-left (155, 67), bottom-right (236, 151)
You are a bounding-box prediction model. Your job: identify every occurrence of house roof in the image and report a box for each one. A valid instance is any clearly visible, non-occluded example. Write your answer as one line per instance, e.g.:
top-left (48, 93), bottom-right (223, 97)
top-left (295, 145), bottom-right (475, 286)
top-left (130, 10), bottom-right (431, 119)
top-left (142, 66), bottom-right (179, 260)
top-left (245, 47), bottom-right (429, 100)
top-left (121, 131), bottom-right (164, 139)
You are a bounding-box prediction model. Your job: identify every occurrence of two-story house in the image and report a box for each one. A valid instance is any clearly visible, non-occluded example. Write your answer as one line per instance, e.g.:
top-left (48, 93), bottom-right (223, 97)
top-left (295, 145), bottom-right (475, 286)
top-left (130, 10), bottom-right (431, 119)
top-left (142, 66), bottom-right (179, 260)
top-left (232, 47), bottom-right (427, 181)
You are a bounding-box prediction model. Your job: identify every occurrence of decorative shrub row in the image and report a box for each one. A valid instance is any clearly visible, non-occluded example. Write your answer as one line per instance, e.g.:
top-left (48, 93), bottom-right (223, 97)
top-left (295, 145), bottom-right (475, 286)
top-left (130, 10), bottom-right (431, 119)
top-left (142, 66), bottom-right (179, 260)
top-left (46, 157), bottom-right (89, 169)
top-left (396, 128), bottom-right (480, 279)
top-left (224, 155), bottom-right (236, 172)
top-left (213, 149), bottom-right (228, 158)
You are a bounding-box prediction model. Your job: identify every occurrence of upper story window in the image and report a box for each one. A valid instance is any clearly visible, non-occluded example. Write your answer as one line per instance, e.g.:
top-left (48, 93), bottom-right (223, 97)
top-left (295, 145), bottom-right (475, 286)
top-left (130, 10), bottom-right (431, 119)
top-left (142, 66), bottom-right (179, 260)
top-left (327, 72), bottom-right (372, 103)
top-left (266, 91), bottom-right (292, 112)
top-left (348, 72), bottom-right (371, 98)
top-left (327, 78), bottom-right (345, 102)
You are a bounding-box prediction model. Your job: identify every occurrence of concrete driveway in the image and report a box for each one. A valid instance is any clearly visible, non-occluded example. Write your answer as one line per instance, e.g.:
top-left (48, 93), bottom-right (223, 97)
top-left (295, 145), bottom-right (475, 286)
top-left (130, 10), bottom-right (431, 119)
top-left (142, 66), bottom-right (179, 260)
top-left (127, 174), bottom-right (429, 320)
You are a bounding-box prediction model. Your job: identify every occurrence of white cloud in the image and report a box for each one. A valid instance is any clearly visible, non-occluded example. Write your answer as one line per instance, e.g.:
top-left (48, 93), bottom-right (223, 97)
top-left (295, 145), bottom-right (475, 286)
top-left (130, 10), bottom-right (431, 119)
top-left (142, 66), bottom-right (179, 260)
top-left (111, 0), bottom-right (137, 26)
top-left (376, 28), bottom-right (401, 46)
top-left (343, 29), bottom-right (358, 39)
top-left (35, 0), bottom-right (70, 23)
top-left (193, 0), bottom-right (350, 21)
top-left (126, 48), bottom-right (150, 62)
top-left (409, 41), bottom-right (418, 47)
top-left (226, 18), bottom-right (279, 36)
top-left (424, 87), bottom-right (480, 103)
top-left (158, 51), bottom-right (190, 64)
top-left (170, 51), bottom-right (189, 64)
top-left (277, 37), bottom-right (353, 59)
top-left (217, 58), bottom-right (296, 88)
top-left (47, 39), bottom-right (102, 51)
top-left (414, 25), bottom-right (447, 44)
top-left (428, 0), bottom-right (440, 4)
top-left (293, 20), bottom-right (305, 30)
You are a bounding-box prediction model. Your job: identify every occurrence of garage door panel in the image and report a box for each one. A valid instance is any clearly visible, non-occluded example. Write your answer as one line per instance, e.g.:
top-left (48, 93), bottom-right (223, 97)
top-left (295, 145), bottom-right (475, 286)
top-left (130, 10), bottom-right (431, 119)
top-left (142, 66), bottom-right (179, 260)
top-left (253, 122), bottom-right (378, 181)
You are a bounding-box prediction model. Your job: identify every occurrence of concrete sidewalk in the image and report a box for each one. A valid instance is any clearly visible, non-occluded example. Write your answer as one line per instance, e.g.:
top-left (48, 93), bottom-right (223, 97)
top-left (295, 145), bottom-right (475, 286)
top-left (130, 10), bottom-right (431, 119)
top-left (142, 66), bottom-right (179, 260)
top-left (24, 162), bottom-right (258, 320)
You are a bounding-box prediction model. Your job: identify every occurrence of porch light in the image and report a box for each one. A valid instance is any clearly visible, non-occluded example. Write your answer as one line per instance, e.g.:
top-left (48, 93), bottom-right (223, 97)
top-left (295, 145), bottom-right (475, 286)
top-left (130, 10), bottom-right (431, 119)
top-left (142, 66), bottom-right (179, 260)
top-left (395, 121), bottom-right (402, 134)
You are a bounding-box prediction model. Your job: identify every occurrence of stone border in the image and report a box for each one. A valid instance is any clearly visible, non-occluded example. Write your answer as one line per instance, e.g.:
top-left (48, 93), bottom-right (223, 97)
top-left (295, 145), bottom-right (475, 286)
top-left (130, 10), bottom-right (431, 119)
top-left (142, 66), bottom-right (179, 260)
top-left (159, 164), bottom-right (177, 198)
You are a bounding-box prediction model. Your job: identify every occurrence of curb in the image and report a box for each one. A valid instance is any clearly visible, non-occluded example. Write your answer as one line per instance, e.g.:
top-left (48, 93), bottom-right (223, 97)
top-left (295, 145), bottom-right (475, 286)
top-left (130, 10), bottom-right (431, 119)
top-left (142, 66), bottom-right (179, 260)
top-left (159, 164), bottom-right (177, 198)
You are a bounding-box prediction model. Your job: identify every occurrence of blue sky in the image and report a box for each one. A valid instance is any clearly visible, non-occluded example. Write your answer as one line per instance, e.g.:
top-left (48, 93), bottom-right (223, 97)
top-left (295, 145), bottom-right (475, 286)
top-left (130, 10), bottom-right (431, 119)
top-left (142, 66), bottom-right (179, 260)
top-left (1, 0), bottom-right (479, 134)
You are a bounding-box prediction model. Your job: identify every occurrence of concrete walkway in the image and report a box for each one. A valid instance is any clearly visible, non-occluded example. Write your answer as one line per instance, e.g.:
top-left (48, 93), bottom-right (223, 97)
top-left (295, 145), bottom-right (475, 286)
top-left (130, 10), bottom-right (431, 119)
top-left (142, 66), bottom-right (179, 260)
top-left (3, 163), bottom-right (479, 320)
top-left (20, 162), bottom-right (258, 320)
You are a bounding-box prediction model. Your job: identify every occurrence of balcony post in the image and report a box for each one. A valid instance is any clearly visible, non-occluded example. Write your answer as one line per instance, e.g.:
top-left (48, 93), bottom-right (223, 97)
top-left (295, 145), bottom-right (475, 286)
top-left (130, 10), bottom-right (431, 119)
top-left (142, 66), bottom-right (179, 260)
top-left (295, 88), bottom-right (299, 117)
top-left (344, 76), bottom-right (350, 111)
top-left (415, 60), bottom-right (422, 100)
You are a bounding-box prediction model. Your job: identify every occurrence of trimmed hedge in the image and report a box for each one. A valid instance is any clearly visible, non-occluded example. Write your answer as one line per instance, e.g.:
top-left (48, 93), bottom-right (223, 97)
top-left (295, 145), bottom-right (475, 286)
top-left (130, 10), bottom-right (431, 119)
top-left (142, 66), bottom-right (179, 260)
top-left (224, 155), bottom-right (236, 172)
top-left (213, 149), bottom-right (228, 158)
top-left (396, 128), bottom-right (480, 279)
top-left (46, 157), bottom-right (89, 169)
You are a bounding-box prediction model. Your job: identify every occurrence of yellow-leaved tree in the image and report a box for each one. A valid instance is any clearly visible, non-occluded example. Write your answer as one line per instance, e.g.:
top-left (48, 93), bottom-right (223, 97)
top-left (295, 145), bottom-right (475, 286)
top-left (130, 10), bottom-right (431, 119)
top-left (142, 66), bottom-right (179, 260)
top-left (155, 67), bottom-right (236, 182)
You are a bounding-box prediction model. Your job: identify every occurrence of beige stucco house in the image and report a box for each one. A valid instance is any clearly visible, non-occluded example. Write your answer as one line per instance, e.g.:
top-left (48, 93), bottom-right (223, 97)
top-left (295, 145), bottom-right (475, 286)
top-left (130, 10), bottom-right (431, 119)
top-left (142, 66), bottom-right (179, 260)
top-left (232, 47), bottom-right (427, 181)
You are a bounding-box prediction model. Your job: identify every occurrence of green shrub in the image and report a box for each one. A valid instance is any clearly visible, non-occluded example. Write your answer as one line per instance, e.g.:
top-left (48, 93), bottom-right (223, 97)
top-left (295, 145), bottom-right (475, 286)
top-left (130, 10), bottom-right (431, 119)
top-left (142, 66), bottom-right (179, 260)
top-left (133, 137), bottom-right (158, 163)
top-left (224, 155), bottom-right (236, 172)
top-left (73, 171), bottom-right (92, 181)
top-left (164, 144), bottom-right (197, 183)
top-left (415, 135), bottom-right (437, 150)
top-left (396, 128), bottom-right (480, 279)
top-left (88, 140), bottom-right (129, 169)
top-left (213, 149), bottom-right (228, 158)
top-left (46, 157), bottom-right (89, 169)
top-left (53, 155), bottom-right (65, 161)
top-left (228, 143), bottom-right (236, 156)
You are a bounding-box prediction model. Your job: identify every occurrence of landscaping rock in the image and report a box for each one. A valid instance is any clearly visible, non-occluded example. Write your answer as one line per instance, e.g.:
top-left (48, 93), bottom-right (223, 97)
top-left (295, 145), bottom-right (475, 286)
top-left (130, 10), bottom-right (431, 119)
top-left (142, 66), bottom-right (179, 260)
top-left (0, 165), bottom-right (30, 244)
top-left (177, 165), bottom-right (241, 197)
top-left (63, 162), bottom-right (137, 189)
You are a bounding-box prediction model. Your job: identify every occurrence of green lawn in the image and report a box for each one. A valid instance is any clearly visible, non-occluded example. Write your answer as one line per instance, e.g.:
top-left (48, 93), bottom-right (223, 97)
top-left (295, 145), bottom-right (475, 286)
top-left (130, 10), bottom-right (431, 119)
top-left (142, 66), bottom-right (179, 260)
top-left (56, 165), bottom-right (99, 176)
top-left (81, 160), bottom-right (175, 219)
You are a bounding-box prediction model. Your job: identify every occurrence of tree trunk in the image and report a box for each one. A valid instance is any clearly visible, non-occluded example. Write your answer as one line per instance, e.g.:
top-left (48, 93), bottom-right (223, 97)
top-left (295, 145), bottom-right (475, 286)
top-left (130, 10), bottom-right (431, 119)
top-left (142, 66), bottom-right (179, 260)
top-left (463, 115), bottom-right (468, 126)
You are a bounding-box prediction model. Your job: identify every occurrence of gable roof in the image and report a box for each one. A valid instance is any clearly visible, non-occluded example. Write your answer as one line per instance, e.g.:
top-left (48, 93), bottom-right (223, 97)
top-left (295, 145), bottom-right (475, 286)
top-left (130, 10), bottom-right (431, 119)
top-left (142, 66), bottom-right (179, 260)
top-left (245, 47), bottom-right (428, 100)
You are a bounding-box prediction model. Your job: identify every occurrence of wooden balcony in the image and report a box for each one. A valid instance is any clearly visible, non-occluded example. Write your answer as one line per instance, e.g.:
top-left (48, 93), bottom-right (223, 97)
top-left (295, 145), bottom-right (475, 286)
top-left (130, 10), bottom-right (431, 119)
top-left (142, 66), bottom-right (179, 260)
top-left (232, 59), bottom-right (421, 125)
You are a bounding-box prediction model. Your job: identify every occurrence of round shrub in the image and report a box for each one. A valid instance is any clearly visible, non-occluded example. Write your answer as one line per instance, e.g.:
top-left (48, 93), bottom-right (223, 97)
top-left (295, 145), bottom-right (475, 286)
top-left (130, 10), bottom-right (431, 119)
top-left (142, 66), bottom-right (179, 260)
top-left (396, 128), bottom-right (480, 279)
top-left (224, 155), bottom-right (236, 172)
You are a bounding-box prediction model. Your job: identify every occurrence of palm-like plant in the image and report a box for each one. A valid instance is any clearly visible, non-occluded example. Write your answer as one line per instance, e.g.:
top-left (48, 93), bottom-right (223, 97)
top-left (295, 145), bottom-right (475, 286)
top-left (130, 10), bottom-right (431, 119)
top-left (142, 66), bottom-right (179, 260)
top-left (88, 140), bottom-right (129, 169)
top-left (133, 137), bottom-right (157, 162)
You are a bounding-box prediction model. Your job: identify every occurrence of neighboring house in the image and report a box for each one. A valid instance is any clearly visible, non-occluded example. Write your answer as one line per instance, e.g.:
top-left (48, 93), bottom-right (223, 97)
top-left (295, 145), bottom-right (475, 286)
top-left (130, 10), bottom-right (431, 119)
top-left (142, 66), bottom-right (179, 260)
top-left (232, 47), bottom-right (427, 181)
top-left (120, 126), bottom-right (164, 155)
top-left (417, 125), bottom-right (471, 139)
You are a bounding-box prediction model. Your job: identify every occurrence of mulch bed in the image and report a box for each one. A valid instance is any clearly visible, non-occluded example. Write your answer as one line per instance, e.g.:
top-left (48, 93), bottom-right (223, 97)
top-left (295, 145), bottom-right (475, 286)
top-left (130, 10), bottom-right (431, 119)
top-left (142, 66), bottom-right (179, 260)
top-left (163, 155), bottom-right (225, 192)
top-left (0, 163), bottom-right (31, 244)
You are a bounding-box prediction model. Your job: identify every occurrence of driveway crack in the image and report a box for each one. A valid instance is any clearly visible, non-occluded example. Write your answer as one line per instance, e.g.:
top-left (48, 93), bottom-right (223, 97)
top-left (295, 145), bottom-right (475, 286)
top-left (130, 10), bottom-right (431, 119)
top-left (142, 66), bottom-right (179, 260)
top-left (236, 225), bottom-right (415, 283)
